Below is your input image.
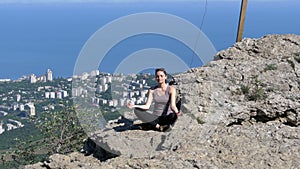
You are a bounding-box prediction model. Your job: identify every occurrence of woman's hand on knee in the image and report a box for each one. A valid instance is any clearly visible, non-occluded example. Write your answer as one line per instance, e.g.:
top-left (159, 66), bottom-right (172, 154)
top-left (127, 101), bottom-right (135, 109)
top-left (176, 111), bottom-right (183, 116)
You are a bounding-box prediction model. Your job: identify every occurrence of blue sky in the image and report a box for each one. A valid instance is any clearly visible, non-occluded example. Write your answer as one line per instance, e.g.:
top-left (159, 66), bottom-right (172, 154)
top-left (0, 0), bottom-right (292, 3)
top-left (0, 0), bottom-right (299, 79)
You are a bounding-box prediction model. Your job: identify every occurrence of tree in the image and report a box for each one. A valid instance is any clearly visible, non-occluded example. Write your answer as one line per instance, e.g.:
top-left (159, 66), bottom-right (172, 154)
top-left (9, 101), bottom-right (87, 166)
top-left (36, 101), bottom-right (87, 154)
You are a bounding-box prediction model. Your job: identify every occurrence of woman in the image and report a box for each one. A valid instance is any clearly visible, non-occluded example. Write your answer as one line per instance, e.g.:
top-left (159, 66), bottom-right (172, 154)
top-left (127, 68), bottom-right (182, 131)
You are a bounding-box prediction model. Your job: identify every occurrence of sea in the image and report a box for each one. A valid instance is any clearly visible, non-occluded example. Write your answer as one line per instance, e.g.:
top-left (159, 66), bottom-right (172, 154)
top-left (0, 0), bottom-right (299, 80)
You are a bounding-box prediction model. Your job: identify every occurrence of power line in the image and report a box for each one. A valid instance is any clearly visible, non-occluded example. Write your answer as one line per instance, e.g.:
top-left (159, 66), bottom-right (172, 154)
top-left (200, 0), bottom-right (208, 30)
top-left (189, 0), bottom-right (208, 68)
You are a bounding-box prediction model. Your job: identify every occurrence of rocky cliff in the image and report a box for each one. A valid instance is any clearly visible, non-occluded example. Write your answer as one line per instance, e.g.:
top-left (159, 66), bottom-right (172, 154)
top-left (25, 34), bottom-right (300, 169)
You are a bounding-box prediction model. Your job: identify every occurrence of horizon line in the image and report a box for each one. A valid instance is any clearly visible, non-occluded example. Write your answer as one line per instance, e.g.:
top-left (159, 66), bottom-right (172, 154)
top-left (0, 0), bottom-right (288, 4)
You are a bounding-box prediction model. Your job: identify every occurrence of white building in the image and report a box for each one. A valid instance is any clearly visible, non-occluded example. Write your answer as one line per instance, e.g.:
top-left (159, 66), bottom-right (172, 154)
top-left (44, 86), bottom-right (52, 90)
top-left (139, 83), bottom-right (143, 89)
top-left (130, 97), bottom-right (137, 104)
top-left (0, 111), bottom-right (8, 117)
top-left (141, 90), bottom-right (148, 98)
top-left (0, 105), bottom-right (10, 111)
top-left (96, 85), bottom-right (103, 93)
top-left (113, 76), bottom-right (123, 82)
top-left (107, 76), bottom-right (112, 83)
top-left (12, 103), bottom-right (18, 111)
top-left (56, 91), bottom-right (62, 99)
top-left (30, 74), bottom-right (37, 83)
top-left (112, 99), bottom-right (118, 107)
top-left (81, 72), bottom-right (89, 80)
top-left (129, 91), bottom-right (135, 98)
top-left (72, 87), bottom-right (87, 97)
top-left (119, 98), bottom-right (126, 106)
top-left (61, 90), bottom-right (68, 98)
top-left (100, 78), bottom-right (107, 85)
top-left (122, 91), bottom-right (128, 98)
top-left (29, 105), bottom-right (35, 116)
top-left (45, 92), bottom-right (50, 98)
top-left (6, 119), bottom-right (24, 131)
top-left (95, 98), bottom-right (100, 104)
top-left (49, 105), bottom-right (55, 110)
top-left (46, 69), bottom-right (53, 81)
top-left (90, 70), bottom-right (99, 76)
top-left (136, 99), bottom-right (143, 105)
top-left (37, 75), bottom-right (47, 82)
top-left (108, 100), bottom-right (114, 107)
top-left (99, 99), bottom-right (107, 106)
top-left (16, 75), bottom-right (27, 82)
top-left (0, 79), bottom-right (11, 82)
top-left (81, 89), bottom-right (88, 97)
top-left (0, 123), bottom-right (5, 134)
top-left (102, 84), bottom-right (108, 91)
top-left (37, 86), bottom-right (44, 91)
top-left (15, 94), bottom-right (21, 102)
top-left (7, 124), bottom-right (17, 131)
top-left (25, 103), bottom-right (35, 116)
top-left (90, 97), bottom-right (100, 105)
top-left (50, 92), bottom-right (56, 99)
top-left (72, 88), bottom-right (80, 97)
top-left (19, 104), bottom-right (24, 111)
top-left (8, 119), bottom-right (24, 128)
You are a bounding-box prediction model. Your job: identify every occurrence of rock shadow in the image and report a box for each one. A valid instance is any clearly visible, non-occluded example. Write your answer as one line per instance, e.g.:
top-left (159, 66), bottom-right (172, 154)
top-left (110, 116), bottom-right (160, 132)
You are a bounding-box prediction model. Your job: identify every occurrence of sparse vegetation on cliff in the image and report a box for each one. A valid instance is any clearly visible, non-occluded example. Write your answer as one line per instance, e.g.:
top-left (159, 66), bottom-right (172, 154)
top-left (24, 34), bottom-right (300, 169)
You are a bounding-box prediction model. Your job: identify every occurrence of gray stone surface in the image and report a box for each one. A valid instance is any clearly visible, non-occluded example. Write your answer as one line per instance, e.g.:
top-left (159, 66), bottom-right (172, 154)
top-left (25, 34), bottom-right (300, 169)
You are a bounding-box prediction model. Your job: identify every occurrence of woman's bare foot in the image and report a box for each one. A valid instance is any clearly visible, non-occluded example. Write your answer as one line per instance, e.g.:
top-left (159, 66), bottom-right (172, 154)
top-left (155, 124), bottom-right (160, 130)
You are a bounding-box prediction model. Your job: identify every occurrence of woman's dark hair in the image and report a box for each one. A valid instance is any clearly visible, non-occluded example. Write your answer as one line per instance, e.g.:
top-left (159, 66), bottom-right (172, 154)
top-left (155, 68), bottom-right (168, 83)
top-left (155, 68), bottom-right (167, 76)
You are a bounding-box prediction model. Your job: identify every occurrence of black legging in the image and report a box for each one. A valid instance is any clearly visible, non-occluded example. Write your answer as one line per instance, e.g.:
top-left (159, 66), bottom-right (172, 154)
top-left (156, 112), bottom-right (177, 126)
top-left (134, 108), bottom-right (177, 126)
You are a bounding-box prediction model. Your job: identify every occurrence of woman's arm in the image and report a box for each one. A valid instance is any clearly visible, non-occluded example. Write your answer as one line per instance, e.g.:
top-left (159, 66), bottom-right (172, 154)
top-left (169, 86), bottom-right (182, 116)
top-left (127, 89), bottom-right (153, 110)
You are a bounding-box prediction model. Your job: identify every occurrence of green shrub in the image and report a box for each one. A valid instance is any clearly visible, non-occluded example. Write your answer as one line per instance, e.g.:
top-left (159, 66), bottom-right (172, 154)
top-left (196, 117), bottom-right (206, 124)
top-left (264, 63), bottom-right (277, 71)
top-left (241, 85), bottom-right (250, 95)
top-left (241, 77), bottom-right (267, 101)
top-left (248, 87), bottom-right (266, 101)
top-left (6, 104), bottom-right (87, 166)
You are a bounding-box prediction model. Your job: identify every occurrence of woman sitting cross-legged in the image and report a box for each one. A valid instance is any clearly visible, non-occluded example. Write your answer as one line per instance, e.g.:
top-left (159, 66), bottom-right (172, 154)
top-left (127, 68), bottom-right (182, 132)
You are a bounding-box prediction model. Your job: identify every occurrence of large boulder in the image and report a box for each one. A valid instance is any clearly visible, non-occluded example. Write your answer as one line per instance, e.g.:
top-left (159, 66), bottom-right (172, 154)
top-left (25, 34), bottom-right (300, 169)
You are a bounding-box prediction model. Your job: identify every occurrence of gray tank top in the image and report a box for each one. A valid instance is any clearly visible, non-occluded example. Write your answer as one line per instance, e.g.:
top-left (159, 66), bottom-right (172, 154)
top-left (152, 85), bottom-right (172, 116)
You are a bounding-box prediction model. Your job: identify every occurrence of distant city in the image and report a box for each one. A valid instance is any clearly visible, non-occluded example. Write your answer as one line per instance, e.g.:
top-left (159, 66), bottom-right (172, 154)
top-left (0, 68), bottom-right (155, 135)
top-left (0, 69), bottom-right (69, 134)
top-left (72, 69), bottom-right (154, 112)
top-left (0, 69), bottom-right (53, 83)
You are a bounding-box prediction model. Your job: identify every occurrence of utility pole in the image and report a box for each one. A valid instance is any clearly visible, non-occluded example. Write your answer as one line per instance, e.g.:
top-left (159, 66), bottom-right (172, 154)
top-left (236, 0), bottom-right (248, 42)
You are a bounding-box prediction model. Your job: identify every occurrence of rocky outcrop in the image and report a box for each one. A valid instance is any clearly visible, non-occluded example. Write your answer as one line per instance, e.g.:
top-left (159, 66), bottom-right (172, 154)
top-left (25, 34), bottom-right (300, 169)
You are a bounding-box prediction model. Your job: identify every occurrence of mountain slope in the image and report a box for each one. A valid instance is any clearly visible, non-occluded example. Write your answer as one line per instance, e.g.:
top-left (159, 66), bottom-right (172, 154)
top-left (25, 34), bottom-right (300, 169)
